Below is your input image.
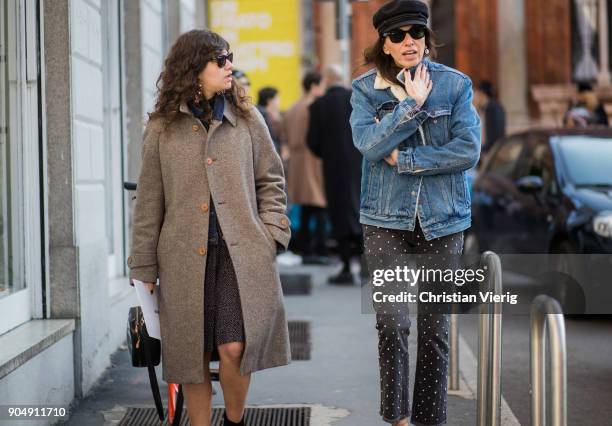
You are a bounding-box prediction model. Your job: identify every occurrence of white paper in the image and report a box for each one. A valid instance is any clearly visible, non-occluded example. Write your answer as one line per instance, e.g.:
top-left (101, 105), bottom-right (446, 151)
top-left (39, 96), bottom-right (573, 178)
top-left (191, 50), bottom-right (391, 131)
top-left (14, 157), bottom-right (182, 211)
top-left (133, 279), bottom-right (161, 340)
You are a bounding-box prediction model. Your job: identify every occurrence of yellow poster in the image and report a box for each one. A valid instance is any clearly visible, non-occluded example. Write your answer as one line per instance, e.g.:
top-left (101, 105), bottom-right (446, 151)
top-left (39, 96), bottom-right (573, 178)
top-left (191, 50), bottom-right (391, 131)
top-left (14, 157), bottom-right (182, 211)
top-left (209, 0), bottom-right (302, 110)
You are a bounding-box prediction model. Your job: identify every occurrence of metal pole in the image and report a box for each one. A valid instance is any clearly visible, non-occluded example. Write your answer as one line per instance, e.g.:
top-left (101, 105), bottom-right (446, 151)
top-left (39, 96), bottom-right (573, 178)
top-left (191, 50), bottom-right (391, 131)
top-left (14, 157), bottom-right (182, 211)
top-left (477, 251), bottom-right (503, 426)
top-left (449, 313), bottom-right (459, 390)
top-left (530, 295), bottom-right (568, 426)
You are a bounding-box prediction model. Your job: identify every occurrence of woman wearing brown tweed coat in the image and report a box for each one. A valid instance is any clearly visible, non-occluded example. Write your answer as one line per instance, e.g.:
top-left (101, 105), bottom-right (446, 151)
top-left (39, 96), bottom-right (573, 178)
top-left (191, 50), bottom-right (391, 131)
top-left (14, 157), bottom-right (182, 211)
top-left (128, 30), bottom-right (291, 426)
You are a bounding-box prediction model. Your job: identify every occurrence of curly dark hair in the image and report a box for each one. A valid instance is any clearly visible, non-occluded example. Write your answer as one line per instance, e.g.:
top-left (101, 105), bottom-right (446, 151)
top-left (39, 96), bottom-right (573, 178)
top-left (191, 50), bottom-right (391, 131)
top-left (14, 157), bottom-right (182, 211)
top-left (363, 27), bottom-right (439, 86)
top-left (149, 29), bottom-right (250, 125)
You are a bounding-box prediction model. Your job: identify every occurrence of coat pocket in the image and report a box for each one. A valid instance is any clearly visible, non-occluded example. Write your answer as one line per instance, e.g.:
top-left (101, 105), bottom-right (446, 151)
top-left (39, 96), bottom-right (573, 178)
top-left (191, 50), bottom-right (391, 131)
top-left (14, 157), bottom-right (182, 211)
top-left (261, 221), bottom-right (277, 253)
top-left (259, 211), bottom-right (291, 250)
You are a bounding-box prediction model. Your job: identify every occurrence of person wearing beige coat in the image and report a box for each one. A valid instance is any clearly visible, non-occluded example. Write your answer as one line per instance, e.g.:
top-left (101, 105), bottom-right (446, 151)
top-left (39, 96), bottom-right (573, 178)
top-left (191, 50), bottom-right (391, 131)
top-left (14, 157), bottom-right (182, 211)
top-left (127, 30), bottom-right (291, 426)
top-left (283, 71), bottom-right (327, 258)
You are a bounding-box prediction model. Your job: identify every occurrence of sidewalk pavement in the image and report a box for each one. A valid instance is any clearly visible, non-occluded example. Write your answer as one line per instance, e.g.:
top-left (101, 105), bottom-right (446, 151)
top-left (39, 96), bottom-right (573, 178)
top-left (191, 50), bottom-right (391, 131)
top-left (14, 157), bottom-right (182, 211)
top-left (59, 261), bottom-right (509, 426)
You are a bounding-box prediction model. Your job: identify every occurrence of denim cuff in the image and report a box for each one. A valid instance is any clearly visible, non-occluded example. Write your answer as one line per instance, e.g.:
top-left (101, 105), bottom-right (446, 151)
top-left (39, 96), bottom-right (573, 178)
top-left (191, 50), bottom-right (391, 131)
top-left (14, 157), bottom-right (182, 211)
top-left (398, 99), bottom-right (428, 126)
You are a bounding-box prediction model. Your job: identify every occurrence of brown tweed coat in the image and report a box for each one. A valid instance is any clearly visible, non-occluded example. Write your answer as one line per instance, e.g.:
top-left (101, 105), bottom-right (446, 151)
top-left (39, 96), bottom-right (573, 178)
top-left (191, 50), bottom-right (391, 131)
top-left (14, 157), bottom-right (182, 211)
top-left (128, 99), bottom-right (291, 384)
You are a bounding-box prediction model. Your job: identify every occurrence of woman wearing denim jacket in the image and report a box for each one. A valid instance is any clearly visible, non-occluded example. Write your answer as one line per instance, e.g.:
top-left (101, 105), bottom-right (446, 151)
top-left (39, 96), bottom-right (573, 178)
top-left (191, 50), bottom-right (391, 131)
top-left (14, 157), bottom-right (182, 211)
top-left (349, 1), bottom-right (481, 425)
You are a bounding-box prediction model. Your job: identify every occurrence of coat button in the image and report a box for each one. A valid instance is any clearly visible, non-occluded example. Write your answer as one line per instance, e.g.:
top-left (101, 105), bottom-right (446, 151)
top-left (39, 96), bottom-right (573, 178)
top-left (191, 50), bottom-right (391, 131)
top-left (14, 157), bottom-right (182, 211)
top-left (200, 202), bottom-right (209, 212)
top-left (206, 158), bottom-right (214, 165)
top-left (192, 124), bottom-right (199, 132)
top-left (198, 247), bottom-right (207, 256)
top-left (127, 256), bottom-right (133, 265)
top-left (280, 218), bottom-right (289, 227)
top-left (411, 191), bottom-right (416, 196)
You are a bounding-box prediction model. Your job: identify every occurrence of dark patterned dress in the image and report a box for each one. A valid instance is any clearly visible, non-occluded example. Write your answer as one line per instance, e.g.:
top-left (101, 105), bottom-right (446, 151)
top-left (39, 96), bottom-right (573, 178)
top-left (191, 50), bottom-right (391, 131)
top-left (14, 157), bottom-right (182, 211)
top-left (189, 97), bottom-right (246, 356)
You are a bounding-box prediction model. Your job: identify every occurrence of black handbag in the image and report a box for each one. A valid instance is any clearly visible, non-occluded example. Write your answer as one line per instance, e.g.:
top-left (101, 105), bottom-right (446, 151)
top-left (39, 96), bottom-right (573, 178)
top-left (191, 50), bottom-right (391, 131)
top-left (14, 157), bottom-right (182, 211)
top-left (127, 306), bottom-right (184, 424)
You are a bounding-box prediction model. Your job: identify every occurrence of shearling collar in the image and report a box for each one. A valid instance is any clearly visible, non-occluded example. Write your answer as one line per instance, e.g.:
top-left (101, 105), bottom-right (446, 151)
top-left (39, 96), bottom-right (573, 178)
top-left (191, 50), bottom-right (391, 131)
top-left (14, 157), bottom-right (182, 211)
top-left (374, 59), bottom-right (432, 102)
top-left (374, 71), bottom-right (408, 102)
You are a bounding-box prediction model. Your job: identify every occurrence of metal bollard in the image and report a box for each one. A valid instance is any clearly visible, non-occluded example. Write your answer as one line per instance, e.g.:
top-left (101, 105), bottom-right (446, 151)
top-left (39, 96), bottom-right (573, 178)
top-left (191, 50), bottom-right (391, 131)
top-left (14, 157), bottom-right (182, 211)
top-left (530, 295), bottom-right (567, 426)
top-left (477, 251), bottom-right (503, 426)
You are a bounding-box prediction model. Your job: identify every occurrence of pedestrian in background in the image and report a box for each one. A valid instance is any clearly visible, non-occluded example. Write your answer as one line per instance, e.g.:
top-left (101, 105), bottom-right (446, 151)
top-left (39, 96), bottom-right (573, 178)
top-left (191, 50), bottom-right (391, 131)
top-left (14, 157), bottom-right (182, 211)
top-left (128, 30), bottom-right (292, 426)
top-left (564, 82), bottom-right (609, 128)
top-left (350, 0), bottom-right (480, 424)
top-left (307, 65), bottom-right (363, 284)
top-left (231, 69), bottom-right (251, 96)
top-left (475, 80), bottom-right (506, 153)
top-left (283, 71), bottom-right (329, 262)
top-left (257, 87), bottom-right (283, 153)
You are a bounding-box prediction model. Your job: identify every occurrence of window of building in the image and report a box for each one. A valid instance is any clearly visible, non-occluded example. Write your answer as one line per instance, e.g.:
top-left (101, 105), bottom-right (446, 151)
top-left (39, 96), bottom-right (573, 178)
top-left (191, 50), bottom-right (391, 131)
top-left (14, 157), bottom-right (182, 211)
top-left (0, 0), bottom-right (44, 334)
top-left (103, 0), bottom-right (127, 280)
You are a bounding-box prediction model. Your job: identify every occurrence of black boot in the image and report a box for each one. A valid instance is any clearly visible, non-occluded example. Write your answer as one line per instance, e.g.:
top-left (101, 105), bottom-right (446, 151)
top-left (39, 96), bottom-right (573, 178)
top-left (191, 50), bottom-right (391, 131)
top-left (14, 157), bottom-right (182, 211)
top-left (223, 411), bottom-right (245, 426)
top-left (328, 263), bottom-right (354, 285)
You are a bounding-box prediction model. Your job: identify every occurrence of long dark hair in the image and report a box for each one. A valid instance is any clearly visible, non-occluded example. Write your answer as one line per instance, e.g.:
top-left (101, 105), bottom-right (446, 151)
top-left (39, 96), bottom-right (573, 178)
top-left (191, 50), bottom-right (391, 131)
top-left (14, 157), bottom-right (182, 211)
top-left (363, 27), bottom-right (439, 85)
top-left (149, 29), bottom-right (250, 125)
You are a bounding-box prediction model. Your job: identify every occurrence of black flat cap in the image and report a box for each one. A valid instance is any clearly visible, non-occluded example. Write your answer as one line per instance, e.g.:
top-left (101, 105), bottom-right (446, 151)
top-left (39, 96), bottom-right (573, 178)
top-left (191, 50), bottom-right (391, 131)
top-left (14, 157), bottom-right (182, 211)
top-left (373, 0), bottom-right (429, 35)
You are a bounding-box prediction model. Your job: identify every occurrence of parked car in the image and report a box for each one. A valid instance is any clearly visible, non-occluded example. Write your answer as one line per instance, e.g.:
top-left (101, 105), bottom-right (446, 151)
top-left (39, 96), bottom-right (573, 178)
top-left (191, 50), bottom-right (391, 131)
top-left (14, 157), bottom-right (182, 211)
top-left (467, 128), bottom-right (612, 314)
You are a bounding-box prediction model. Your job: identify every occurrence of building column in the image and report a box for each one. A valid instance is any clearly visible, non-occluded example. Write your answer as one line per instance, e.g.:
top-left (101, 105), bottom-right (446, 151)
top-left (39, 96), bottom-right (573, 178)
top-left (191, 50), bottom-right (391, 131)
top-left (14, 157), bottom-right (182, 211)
top-left (43, 0), bottom-right (82, 396)
top-left (497, 0), bottom-right (530, 131)
top-left (318, 0), bottom-right (342, 69)
top-left (123, 0), bottom-right (144, 184)
top-left (195, 0), bottom-right (207, 28)
top-left (165, 0), bottom-right (181, 44)
top-left (597, 0), bottom-right (611, 86)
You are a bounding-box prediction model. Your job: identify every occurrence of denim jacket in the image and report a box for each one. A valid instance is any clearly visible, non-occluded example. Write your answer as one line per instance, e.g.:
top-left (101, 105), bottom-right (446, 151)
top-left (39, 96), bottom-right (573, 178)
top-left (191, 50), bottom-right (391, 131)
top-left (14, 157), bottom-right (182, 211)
top-left (349, 58), bottom-right (481, 240)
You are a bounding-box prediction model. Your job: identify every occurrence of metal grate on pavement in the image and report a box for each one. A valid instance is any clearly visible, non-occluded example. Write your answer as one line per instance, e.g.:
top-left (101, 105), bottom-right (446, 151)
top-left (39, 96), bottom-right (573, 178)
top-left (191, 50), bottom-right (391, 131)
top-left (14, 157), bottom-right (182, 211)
top-left (288, 320), bottom-right (311, 361)
top-left (118, 406), bottom-right (311, 425)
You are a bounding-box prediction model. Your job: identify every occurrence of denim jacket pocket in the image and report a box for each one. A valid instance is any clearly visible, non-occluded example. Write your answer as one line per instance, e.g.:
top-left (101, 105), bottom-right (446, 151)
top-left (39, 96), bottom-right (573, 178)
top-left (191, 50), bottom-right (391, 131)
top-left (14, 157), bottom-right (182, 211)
top-left (424, 106), bottom-right (452, 147)
top-left (361, 161), bottom-right (381, 213)
top-left (375, 100), bottom-right (400, 121)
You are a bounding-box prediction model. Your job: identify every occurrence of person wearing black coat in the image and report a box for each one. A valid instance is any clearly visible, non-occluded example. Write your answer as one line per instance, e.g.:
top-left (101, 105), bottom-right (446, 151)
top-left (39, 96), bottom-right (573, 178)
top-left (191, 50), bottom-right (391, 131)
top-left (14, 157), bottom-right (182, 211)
top-left (478, 80), bottom-right (506, 153)
top-left (307, 65), bottom-right (363, 284)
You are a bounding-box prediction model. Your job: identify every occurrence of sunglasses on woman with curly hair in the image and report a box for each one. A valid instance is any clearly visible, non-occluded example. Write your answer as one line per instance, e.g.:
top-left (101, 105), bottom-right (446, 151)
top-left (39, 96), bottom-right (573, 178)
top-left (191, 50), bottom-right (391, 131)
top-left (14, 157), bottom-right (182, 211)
top-left (211, 52), bottom-right (233, 68)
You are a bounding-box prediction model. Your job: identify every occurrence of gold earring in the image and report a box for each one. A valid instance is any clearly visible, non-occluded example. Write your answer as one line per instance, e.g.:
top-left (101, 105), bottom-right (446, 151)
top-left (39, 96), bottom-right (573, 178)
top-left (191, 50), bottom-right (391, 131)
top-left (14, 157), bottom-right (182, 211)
top-left (194, 83), bottom-right (204, 104)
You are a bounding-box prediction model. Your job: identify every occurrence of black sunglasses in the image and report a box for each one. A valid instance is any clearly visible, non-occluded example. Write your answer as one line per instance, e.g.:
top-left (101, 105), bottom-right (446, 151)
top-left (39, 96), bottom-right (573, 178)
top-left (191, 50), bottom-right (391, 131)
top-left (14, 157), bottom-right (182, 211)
top-left (383, 25), bottom-right (426, 43)
top-left (211, 52), bottom-right (233, 68)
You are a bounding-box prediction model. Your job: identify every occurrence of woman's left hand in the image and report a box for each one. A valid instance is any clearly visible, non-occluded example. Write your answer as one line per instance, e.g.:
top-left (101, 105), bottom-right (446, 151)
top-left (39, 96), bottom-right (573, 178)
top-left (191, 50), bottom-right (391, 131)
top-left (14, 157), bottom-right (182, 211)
top-left (384, 149), bottom-right (399, 167)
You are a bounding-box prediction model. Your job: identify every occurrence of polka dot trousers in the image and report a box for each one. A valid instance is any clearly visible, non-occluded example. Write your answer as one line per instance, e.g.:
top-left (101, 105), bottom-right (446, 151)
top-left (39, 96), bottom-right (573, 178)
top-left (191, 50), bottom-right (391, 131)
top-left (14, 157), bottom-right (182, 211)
top-left (363, 222), bottom-right (464, 426)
